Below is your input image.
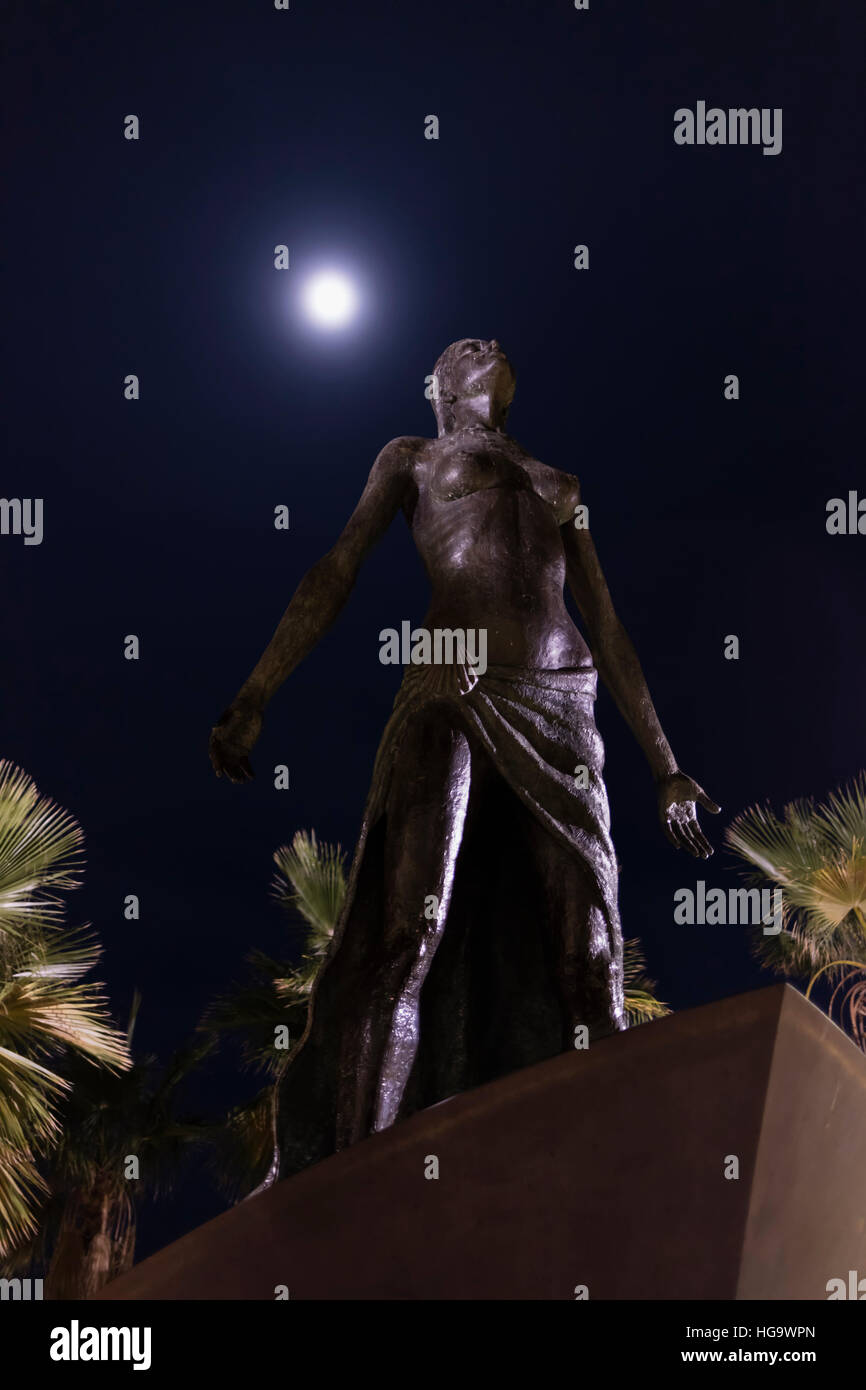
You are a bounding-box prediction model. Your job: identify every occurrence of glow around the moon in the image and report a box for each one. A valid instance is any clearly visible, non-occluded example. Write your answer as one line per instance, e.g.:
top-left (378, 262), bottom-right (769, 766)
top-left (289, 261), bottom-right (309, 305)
top-left (301, 270), bottom-right (359, 328)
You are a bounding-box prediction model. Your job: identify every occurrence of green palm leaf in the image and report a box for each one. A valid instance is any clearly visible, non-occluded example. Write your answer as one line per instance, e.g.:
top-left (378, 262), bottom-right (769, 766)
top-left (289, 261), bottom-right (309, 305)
top-left (623, 938), bottom-right (671, 1025)
top-left (725, 773), bottom-right (866, 1048)
top-left (0, 760), bottom-right (85, 939)
top-left (0, 1139), bottom-right (48, 1256)
top-left (0, 762), bottom-right (130, 1258)
top-left (200, 829), bottom-right (349, 1199)
top-left (272, 830), bottom-right (345, 949)
top-left (204, 1089), bottom-right (277, 1202)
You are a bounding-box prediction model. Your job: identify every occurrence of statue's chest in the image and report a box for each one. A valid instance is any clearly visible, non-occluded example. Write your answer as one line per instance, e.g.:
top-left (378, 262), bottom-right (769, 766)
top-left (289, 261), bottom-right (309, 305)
top-left (428, 446), bottom-right (532, 503)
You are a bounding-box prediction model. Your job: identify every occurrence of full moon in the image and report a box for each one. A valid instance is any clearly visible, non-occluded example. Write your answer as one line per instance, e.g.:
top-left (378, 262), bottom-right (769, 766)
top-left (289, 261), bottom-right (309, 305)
top-left (301, 270), bottom-right (359, 328)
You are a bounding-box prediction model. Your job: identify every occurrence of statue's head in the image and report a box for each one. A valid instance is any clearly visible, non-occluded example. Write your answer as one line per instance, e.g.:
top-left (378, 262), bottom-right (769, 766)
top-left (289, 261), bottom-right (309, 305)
top-left (431, 338), bottom-right (516, 435)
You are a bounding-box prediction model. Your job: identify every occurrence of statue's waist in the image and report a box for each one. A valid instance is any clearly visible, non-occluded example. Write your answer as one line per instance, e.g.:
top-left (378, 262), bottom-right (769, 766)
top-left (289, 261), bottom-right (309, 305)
top-left (396, 660), bottom-right (598, 702)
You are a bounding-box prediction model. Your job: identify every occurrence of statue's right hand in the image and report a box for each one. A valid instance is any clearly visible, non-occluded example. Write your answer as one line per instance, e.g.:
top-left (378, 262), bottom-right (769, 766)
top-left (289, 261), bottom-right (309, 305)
top-left (209, 700), bottom-right (263, 783)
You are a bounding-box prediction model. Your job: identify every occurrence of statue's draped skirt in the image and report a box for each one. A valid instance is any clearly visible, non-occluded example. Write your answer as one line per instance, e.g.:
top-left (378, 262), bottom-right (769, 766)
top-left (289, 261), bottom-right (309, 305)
top-left (274, 661), bottom-right (623, 1178)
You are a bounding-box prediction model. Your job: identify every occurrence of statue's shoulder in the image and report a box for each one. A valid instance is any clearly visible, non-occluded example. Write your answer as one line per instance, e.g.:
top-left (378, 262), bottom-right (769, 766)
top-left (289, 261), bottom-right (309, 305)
top-left (550, 463), bottom-right (582, 505)
top-left (522, 454), bottom-right (582, 524)
top-left (374, 435), bottom-right (431, 483)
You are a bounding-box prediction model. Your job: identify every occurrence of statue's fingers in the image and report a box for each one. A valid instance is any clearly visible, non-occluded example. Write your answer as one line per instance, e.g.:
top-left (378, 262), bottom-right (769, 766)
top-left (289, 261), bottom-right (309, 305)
top-left (681, 817), bottom-right (711, 858)
top-left (687, 820), bottom-right (714, 858)
top-left (689, 815), bottom-right (714, 852)
top-left (679, 822), bottom-right (704, 857)
top-left (662, 818), bottom-right (681, 850)
top-left (696, 791), bottom-right (722, 814)
top-left (671, 814), bottom-right (702, 857)
top-left (668, 818), bottom-right (695, 855)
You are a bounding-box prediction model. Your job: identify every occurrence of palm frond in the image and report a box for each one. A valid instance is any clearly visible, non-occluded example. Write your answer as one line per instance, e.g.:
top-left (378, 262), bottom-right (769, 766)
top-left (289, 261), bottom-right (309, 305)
top-left (126, 988), bottom-right (142, 1047)
top-left (204, 1089), bottom-right (277, 1203)
top-left (0, 1139), bottom-right (48, 1256)
top-left (725, 799), bottom-right (829, 886)
top-left (815, 773), bottom-right (866, 854)
top-left (0, 761), bottom-right (85, 940)
top-left (0, 762), bottom-right (133, 1259)
top-left (1, 934), bottom-right (130, 1070)
top-left (622, 938), bottom-right (671, 1025)
top-left (781, 853), bottom-right (866, 937)
top-left (272, 829), bottom-right (346, 949)
top-left (726, 774), bottom-right (866, 1049)
top-left (0, 1045), bottom-right (68, 1150)
top-left (752, 913), bottom-right (829, 976)
top-left (197, 962), bottom-right (309, 1077)
top-left (0, 978), bottom-right (130, 1069)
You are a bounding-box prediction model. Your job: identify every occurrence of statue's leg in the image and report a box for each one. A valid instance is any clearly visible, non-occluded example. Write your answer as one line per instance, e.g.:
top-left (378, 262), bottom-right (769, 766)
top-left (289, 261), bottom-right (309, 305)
top-left (336, 703), bottom-right (474, 1147)
top-left (524, 815), bottom-right (626, 1046)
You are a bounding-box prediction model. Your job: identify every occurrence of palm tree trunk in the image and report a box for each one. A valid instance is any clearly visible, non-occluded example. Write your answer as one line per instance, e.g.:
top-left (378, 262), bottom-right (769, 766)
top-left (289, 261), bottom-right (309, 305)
top-left (45, 1185), bottom-right (135, 1299)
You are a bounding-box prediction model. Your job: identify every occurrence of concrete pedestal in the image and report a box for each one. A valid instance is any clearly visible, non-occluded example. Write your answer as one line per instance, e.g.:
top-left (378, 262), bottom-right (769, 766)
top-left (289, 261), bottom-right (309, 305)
top-left (101, 984), bottom-right (866, 1300)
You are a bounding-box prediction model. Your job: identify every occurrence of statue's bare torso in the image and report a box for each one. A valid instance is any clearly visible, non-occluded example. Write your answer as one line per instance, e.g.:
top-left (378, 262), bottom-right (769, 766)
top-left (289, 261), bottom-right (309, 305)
top-left (401, 429), bottom-right (593, 669)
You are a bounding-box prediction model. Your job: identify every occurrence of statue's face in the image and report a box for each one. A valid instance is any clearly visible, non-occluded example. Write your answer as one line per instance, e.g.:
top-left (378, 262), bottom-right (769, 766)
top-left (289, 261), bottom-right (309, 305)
top-left (439, 339), bottom-right (516, 413)
top-left (436, 337), bottom-right (517, 417)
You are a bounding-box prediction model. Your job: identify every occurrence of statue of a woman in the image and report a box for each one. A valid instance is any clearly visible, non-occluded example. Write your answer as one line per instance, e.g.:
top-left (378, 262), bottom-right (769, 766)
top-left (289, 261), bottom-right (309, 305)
top-left (210, 339), bottom-right (719, 1177)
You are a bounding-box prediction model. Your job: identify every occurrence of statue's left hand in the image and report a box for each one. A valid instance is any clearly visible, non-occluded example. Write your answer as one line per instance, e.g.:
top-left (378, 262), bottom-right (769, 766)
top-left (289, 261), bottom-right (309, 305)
top-left (209, 699), bottom-right (262, 783)
top-left (657, 772), bottom-right (721, 858)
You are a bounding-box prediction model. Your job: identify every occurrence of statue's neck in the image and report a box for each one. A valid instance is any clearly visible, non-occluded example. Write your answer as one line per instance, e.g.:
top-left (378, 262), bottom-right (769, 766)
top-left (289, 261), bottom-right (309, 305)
top-left (454, 422), bottom-right (505, 437)
top-left (446, 397), bottom-right (508, 436)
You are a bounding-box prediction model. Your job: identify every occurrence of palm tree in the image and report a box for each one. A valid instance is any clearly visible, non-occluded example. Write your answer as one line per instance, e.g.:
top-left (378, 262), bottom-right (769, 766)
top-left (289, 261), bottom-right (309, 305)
top-left (725, 772), bottom-right (866, 1049)
top-left (623, 939), bottom-right (671, 1025)
top-left (6, 996), bottom-right (212, 1300)
top-left (0, 760), bottom-right (130, 1262)
top-left (198, 830), bottom-right (345, 1199)
top-left (200, 829), bottom-right (344, 1073)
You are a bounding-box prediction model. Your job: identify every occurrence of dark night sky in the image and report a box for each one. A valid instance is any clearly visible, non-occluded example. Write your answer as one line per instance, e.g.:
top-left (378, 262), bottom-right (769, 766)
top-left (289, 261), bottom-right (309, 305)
top-left (4, 0), bottom-right (864, 1256)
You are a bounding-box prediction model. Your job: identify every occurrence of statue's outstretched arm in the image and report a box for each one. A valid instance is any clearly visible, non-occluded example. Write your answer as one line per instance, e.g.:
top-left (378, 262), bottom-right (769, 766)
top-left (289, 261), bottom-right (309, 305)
top-left (209, 437), bottom-right (418, 782)
top-left (562, 484), bottom-right (720, 857)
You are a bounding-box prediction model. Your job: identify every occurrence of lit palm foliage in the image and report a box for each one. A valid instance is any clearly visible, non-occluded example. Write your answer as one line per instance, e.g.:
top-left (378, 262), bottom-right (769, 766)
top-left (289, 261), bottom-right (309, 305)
top-left (198, 830), bottom-right (345, 1198)
top-left (623, 938), bottom-right (671, 1025)
top-left (2, 991), bottom-right (211, 1297)
top-left (200, 830), bottom-right (345, 1073)
top-left (272, 830), bottom-right (345, 991)
top-left (0, 760), bottom-right (130, 1259)
top-left (725, 772), bottom-right (866, 1048)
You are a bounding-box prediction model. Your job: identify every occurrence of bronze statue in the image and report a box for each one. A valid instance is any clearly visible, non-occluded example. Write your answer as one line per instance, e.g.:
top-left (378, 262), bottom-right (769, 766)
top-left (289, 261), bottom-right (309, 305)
top-left (209, 339), bottom-right (720, 1178)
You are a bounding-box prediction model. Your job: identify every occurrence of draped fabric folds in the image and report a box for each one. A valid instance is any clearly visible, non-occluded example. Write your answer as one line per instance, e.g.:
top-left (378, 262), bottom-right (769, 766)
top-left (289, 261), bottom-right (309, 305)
top-left (274, 660), bottom-right (623, 1179)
